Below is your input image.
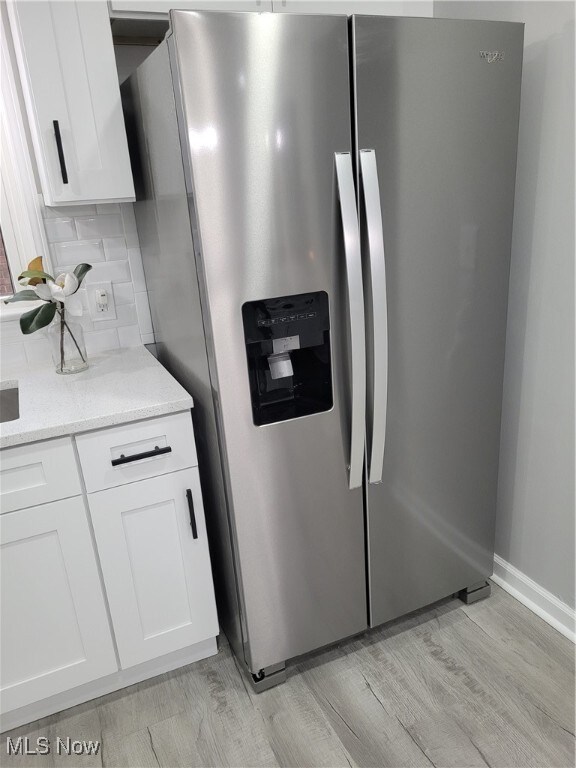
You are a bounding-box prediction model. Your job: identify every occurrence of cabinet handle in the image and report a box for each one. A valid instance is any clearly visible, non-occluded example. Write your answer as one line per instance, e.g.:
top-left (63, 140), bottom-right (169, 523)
top-left (186, 489), bottom-right (198, 539)
top-left (53, 120), bottom-right (68, 184)
top-left (111, 445), bottom-right (172, 466)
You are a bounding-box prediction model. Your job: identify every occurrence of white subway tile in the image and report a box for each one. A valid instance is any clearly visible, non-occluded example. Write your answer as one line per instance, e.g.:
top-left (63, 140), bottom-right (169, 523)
top-left (120, 203), bottom-right (140, 248)
top-left (77, 288), bottom-right (89, 312)
top-left (52, 240), bottom-right (105, 267)
top-left (80, 260), bottom-right (132, 284)
top-left (75, 215), bottom-right (124, 240)
top-left (1, 324), bottom-right (49, 344)
top-left (103, 237), bottom-right (127, 261)
top-left (127, 247), bottom-right (147, 293)
top-left (1, 320), bottom-right (27, 344)
top-left (141, 332), bottom-right (156, 345)
top-left (117, 302), bottom-right (138, 325)
top-left (45, 218), bottom-right (77, 243)
top-left (135, 292), bottom-right (153, 336)
top-left (96, 203), bottom-right (120, 215)
top-left (78, 314), bottom-right (95, 333)
top-left (112, 282), bottom-right (135, 306)
top-left (44, 205), bottom-right (96, 219)
top-left (118, 325), bottom-right (142, 348)
top-left (84, 328), bottom-right (119, 354)
top-left (92, 303), bottom-right (137, 330)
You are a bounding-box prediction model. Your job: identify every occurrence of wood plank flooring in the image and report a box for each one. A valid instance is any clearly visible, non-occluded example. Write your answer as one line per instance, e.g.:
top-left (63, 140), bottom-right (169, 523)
top-left (2, 583), bottom-right (574, 767)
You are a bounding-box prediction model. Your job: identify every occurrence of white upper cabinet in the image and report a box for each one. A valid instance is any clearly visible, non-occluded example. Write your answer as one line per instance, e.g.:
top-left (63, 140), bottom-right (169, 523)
top-left (8, 1), bottom-right (135, 206)
top-left (109, 0), bottom-right (273, 16)
top-left (271, 1), bottom-right (432, 15)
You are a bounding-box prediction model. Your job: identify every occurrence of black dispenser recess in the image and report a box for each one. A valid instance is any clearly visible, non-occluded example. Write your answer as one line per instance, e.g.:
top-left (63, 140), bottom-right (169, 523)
top-left (242, 292), bottom-right (333, 426)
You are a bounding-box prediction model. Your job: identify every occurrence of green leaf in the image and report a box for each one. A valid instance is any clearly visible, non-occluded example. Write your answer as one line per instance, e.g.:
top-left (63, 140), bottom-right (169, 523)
top-left (3, 290), bottom-right (43, 304)
top-left (73, 263), bottom-right (92, 287)
top-left (18, 269), bottom-right (54, 282)
top-left (19, 302), bottom-right (57, 335)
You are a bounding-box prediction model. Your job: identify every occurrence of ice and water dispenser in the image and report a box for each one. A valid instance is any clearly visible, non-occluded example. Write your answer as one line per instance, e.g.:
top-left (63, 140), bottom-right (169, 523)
top-left (242, 292), bottom-right (333, 426)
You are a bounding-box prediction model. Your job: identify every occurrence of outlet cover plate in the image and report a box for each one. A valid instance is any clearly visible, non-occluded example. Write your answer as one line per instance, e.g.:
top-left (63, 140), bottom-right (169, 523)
top-left (87, 281), bottom-right (117, 322)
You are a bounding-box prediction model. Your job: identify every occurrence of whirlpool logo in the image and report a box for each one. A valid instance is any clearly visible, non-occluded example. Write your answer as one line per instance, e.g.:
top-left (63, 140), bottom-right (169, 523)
top-left (480, 50), bottom-right (505, 63)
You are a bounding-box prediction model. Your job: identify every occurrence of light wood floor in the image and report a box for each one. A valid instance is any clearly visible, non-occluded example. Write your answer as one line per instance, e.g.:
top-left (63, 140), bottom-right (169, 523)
top-left (3, 583), bottom-right (574, 768)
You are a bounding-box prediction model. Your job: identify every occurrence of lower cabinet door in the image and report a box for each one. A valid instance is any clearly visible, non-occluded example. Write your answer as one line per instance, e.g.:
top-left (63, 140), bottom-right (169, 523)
top-left (0, 497), bottom-right (118, 714)
top-left (89, 469), bottom-right (219, 669)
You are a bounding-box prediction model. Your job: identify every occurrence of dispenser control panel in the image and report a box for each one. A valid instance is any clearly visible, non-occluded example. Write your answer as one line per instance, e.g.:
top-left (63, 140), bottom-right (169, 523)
top-left (257, 312), bottom-right (317, 327)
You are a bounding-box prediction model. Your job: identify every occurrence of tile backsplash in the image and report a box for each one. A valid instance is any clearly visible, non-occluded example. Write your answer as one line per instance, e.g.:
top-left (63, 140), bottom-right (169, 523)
top-left (1, 203), bottom-right (154, 372)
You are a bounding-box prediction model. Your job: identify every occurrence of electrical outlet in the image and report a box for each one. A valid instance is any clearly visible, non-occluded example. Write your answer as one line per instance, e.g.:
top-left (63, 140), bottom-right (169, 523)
top-left (86, 281), bottom-right (116, 321)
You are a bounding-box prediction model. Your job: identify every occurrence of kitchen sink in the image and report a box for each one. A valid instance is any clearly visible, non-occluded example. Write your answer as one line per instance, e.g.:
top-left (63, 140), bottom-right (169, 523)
top-left (0, 385), bottom-right (19, 423)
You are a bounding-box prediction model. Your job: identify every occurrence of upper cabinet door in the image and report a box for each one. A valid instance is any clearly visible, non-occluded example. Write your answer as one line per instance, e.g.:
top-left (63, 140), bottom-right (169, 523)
top-left (109, 1), bottom-right (273, 16)
top-left (8, 1), bottom-right (135, 206)
top-left (271, 1), bottom-right (432, 15)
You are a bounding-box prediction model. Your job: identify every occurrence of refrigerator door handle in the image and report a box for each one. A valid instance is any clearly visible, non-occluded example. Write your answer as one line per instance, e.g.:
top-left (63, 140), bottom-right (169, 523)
top-left (335, 152), bottom-right (366, 490)
top-left (360, 149), bottom-right (388, 484)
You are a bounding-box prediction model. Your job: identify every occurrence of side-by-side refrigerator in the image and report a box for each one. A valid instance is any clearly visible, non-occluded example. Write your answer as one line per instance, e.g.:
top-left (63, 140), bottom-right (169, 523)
top-left (122, 10), bottom-right (523, 688)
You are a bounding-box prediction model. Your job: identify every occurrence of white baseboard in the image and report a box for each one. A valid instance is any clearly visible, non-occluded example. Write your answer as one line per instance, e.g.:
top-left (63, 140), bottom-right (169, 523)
top-left (492, 554), bottom-right (575, 643)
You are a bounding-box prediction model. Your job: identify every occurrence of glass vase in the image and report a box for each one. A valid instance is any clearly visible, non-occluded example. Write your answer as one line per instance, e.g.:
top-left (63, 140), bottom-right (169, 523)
top-left (48, 308), bottom-right (88, 375)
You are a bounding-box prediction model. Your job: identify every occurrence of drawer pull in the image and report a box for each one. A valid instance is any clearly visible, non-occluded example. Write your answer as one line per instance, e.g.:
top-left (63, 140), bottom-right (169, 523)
top-left (111, 445), bottom-right (172, 467)
top-left (186, 488), bottom-right (198, 539)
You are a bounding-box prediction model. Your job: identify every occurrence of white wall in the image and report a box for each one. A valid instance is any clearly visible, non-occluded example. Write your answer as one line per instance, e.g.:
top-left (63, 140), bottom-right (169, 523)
top-left (435, 1), bottom-right (575, 608)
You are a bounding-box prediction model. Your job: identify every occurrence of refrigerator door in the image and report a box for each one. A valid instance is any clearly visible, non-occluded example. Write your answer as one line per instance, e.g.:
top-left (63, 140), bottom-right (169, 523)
top-left (353, 16), bottom-right (523, 626)
top-left (169, 10), bottom-right (367, 672)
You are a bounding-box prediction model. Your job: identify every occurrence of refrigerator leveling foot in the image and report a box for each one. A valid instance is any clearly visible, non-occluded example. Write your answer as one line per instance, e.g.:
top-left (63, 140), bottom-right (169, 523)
top-left (249, 661), bottom-right (287, 693)
top-left (458, 580), bottom-right (491, 605)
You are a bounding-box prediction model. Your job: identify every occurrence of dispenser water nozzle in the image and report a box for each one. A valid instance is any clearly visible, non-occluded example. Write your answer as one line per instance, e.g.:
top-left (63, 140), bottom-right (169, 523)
top-left (268, 352), bottom-right (293, 379)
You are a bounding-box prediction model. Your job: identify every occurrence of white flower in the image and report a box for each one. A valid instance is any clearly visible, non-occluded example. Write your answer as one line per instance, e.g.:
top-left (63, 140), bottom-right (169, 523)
top-left (34, 284), bottom-right (53, 301)
top-left (34, 273), bottom-right (83, 316)
top-left (52, 272), bottom-right (79, 298)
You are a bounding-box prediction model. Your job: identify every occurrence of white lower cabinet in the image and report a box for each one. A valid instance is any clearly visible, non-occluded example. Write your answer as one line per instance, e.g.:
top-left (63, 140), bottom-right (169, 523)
top-left (0, 497), bottom-right (118, 713)
top-left (88, 468), bottom-right (218, 669)
top-left (0, 411), bottom-right (218, 730)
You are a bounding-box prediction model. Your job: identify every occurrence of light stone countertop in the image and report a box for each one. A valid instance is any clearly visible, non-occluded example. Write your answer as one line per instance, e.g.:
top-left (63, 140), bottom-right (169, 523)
top-left (0, 346), bottom-right (194, 449)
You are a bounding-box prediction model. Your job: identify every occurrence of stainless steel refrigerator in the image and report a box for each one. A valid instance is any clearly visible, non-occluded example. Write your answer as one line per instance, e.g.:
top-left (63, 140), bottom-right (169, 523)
top-left (122, 10), bottom-right (523, 689)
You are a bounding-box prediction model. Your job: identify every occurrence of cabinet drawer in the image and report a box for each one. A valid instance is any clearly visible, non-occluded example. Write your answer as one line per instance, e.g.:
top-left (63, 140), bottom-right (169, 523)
top-left (75, 412), bottom-right (197, 493)
top-left (0, 437), bottom-right (81, 514)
